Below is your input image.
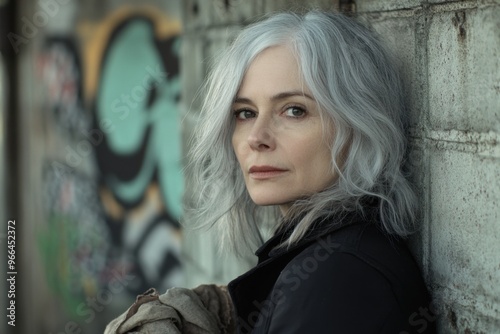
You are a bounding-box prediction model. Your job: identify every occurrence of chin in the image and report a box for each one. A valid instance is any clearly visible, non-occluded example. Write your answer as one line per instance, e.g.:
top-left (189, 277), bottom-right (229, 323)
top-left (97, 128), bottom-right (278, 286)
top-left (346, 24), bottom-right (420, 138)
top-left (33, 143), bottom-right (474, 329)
top-left (249, 194), bottom-right (291, 207)
top-left (250, 199), bottom-right (277, 207)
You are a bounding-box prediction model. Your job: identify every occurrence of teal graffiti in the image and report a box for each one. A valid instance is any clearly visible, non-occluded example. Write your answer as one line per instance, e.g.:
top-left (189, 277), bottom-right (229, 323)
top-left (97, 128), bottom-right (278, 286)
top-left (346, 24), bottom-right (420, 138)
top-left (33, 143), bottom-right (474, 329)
top-left (95, 18), bottom-right (183, 219)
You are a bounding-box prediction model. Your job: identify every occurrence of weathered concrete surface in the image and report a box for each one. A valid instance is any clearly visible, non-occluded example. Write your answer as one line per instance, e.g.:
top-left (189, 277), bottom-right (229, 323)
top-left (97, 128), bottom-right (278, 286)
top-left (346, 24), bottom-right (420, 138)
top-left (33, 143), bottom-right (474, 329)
top-left (365, 13), bottom-right (425, 128)
top-left (425, 4), bottom-right (500, 332)
top-left (428, 6), bottom-right (500, 132)
top-left (429, 144), bottom-right (500, 333)
top-left (356, 0), bottom-right (422, 12)
top-left (360, 2), bottom-right (500, 332)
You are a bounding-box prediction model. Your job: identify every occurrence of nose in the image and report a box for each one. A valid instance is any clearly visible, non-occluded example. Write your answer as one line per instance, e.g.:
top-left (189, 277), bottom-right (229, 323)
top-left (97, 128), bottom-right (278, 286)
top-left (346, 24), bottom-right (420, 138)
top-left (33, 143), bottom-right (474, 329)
top-left (247, 117), bottom-right (276, 151)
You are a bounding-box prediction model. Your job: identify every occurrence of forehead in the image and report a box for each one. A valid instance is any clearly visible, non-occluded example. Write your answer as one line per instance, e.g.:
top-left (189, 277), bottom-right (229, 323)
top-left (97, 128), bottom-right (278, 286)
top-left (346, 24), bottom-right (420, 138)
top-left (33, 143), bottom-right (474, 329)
top-left (249, 45), bottom-right (299, 71)
top-left (237, 45), bottom-right (311, 97)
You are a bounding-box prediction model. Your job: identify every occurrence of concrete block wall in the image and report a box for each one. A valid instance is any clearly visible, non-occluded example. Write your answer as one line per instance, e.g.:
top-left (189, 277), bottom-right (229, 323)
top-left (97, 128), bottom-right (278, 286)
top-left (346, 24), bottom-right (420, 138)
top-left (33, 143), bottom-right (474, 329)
top-left (181, 0), bottom-right (500, 332)
top-left (357, 1), bottom-right (500, 332)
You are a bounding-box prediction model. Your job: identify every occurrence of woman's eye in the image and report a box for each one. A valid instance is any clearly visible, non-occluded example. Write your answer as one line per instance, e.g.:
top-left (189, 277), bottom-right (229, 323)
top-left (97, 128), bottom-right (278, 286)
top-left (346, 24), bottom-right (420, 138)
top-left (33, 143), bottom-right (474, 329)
top-left (234, 109), bottom-right (256, 120)
top-left (284, 106), bottom-right (306, 118)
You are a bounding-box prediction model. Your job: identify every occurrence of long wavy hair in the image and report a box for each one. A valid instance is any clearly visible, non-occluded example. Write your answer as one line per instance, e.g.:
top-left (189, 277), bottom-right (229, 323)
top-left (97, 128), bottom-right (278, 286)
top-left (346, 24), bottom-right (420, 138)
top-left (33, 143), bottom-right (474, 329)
top-left (187, 10), bottom-right (417, 254)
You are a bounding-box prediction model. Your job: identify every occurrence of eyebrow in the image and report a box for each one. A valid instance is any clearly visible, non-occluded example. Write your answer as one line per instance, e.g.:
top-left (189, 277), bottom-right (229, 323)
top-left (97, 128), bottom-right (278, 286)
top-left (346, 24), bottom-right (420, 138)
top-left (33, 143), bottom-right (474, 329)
top-left (234, 91), bottom-right (315, 104)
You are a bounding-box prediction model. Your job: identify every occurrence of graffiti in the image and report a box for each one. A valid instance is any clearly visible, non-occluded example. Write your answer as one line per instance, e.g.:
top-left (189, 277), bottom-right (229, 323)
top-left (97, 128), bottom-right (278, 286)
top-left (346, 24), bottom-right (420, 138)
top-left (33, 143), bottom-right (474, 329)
top-left (37, 6), bottom-right (184, 323)
top-left (81, 6), bottom-right (184, 294)
top-left (40, 163), bottom-right (110, 316)
top-left (36, 35), bottom-right (110, 316)
top-left (37, 36), bottom-right (89, 137)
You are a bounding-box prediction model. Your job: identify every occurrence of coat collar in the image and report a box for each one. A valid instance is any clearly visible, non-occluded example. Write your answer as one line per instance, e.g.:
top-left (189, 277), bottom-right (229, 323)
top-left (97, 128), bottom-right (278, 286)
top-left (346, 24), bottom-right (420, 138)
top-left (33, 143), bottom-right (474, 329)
top-left (254, 209), bottom-right (372, 263)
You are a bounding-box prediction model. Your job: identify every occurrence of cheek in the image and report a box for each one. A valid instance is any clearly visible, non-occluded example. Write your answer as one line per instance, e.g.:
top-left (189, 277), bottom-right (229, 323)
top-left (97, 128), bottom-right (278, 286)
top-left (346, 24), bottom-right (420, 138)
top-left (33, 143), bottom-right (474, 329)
top-left (232, 125), bottom-right (245, 149)
top-left (231, 133), bottom-right (245, 165)
top-left (231, 129), bottom-right (240, 152)
top-left (308, 141), bottom-right (335, 178)
top-left (231, 135), bottom-right (236, 153)
top-left (290, 140), bottom-right (326, 174)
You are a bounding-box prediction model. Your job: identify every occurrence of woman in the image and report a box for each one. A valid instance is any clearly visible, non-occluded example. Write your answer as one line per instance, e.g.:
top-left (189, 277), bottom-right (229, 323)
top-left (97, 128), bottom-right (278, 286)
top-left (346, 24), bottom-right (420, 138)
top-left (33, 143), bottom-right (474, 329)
top-left (106, 10), bottom-right (435, 334)
top-left (188, 10), bottom-right (435, 334)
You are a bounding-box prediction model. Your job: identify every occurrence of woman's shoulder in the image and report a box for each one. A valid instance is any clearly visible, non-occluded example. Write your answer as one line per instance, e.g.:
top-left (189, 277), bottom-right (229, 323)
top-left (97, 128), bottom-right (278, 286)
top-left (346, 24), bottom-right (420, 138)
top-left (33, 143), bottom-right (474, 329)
top-left (267, 222), bottom-right (435, 333)
top-left (278, 222), bottom-right (426, 294)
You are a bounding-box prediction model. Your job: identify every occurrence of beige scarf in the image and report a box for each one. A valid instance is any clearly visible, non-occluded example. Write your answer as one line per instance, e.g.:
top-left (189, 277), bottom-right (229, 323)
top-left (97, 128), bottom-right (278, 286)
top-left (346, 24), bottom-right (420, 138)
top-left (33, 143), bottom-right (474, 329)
top-left (104, 285), bottom-right (235, 334)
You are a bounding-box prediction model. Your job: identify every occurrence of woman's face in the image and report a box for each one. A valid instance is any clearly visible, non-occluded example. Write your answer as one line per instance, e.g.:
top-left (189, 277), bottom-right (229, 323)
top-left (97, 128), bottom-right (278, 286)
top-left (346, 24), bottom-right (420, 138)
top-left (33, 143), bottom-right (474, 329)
top-left (231, 45), bottom-right (337, 213)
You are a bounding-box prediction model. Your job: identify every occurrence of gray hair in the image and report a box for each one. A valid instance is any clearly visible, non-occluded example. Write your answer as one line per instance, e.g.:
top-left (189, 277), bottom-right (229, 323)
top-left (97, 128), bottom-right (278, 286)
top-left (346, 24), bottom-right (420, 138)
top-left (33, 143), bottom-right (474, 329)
top-left (187, 10), bottom-right (417, 254)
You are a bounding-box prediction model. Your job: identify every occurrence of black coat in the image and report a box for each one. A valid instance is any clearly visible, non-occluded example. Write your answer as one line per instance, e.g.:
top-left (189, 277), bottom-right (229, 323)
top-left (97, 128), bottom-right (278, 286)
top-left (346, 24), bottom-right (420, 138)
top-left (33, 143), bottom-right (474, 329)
top-left (228, 212), bottom-right (437, 334)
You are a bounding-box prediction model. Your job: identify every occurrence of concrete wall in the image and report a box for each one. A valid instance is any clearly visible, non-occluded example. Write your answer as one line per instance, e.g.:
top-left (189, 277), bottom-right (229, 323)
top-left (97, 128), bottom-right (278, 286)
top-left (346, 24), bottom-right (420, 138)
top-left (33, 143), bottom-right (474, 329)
top-left (181, 0), bottom-right (500, 332)
top-left (356, 1), bottom-right (500, 332)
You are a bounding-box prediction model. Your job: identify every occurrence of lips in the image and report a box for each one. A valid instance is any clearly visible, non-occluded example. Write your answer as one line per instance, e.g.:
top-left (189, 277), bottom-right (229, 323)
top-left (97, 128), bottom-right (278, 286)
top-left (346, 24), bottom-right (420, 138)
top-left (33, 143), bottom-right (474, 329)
top-left (248, 165), bottom-right (288, 179)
